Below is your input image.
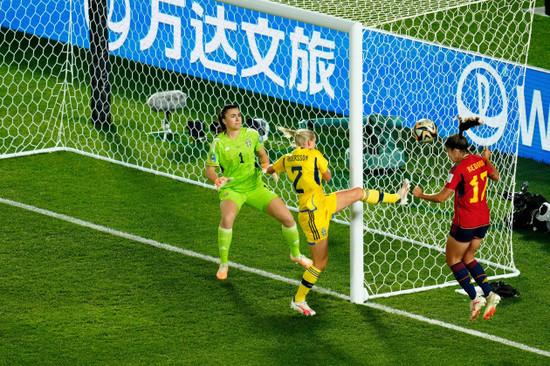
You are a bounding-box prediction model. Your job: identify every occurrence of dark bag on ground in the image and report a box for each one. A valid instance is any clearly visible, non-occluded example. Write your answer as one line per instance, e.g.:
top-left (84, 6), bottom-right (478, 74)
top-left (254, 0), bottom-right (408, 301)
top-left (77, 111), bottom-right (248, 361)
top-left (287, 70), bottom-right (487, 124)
top-left (490, 281), bottom-right (520, 298)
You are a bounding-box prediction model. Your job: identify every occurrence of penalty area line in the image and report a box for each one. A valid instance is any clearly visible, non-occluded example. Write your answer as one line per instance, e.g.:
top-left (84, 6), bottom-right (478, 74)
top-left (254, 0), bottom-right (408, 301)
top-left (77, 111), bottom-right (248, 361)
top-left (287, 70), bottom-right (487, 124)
top-left (1, 197), bottom-right (549, 359)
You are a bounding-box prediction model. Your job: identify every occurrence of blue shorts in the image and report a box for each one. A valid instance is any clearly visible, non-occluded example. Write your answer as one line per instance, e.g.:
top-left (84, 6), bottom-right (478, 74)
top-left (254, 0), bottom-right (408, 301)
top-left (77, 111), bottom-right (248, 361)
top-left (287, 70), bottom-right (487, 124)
top-left (449, 224), bottom-right (490, 243)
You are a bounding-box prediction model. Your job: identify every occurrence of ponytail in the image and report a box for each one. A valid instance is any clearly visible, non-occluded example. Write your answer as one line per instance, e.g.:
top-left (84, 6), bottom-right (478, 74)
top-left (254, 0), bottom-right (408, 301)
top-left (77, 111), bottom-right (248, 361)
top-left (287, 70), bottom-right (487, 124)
top-left (444, 117), bottom-right (483, 152)
top-left (458, 116), bottom-right (483, 136)
top-left (277, 126), bottom-right (315, 148)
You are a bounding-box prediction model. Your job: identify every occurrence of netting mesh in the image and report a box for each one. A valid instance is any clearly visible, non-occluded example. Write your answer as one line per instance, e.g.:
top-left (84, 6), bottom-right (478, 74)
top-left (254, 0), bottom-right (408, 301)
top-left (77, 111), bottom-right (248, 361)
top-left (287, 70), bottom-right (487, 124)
top-left (1, 0), bottom-right (533, 298)
top-left (359, 26), bottom-right (522, 295)
top-left (267, 0), bottom-right (476, 24)
top-left (271, 0), bottom-right (533, 66)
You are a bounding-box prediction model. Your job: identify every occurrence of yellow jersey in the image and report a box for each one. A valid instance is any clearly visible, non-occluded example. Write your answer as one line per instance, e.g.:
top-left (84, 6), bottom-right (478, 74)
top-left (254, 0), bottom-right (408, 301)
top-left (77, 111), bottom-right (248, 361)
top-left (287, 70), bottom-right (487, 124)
top-left (272, 147), bottom-right (329, 211)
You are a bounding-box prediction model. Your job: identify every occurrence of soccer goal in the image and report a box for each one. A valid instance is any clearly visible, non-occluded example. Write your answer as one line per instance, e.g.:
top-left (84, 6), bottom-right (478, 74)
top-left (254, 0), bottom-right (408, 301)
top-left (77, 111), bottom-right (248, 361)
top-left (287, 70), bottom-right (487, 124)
top-left (0, 0), bottom-right (534, 301)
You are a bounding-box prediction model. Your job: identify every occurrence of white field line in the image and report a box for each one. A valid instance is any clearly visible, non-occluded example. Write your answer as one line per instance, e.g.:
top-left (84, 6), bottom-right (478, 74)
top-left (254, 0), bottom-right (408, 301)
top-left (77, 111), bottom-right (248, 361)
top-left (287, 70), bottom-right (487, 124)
top-left (1, 196), bottom-right (549, 359)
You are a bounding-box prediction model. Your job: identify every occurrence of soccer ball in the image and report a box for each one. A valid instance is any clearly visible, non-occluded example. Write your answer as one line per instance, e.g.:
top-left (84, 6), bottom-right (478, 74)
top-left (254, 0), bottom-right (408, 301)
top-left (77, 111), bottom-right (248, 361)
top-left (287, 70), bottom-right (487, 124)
top-left (413, 119), bottom-right (437, 143)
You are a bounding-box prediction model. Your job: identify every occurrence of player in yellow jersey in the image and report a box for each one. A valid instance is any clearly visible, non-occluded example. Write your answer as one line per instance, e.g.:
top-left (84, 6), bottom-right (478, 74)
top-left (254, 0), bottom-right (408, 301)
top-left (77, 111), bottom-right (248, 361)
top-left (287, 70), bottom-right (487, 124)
top-left (266, 127), bottom-right (409, 316)
top-left (205, 105), bottom-right (312, 280)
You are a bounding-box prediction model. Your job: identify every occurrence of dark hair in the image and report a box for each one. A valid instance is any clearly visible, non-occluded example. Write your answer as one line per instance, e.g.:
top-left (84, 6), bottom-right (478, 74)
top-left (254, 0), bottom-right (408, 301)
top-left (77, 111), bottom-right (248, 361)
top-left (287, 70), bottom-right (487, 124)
top-left (444, 117), bottom-right (483, 152)
top-left (218, 104), bottom-right (239, 132)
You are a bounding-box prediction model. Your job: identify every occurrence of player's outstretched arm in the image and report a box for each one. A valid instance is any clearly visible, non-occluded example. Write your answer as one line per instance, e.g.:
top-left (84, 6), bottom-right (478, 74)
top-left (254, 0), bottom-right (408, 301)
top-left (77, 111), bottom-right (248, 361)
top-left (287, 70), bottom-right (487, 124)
top-left (413, 186), bottom-right (453, 203)
top-left (265, 164), bottom-right (277, 175)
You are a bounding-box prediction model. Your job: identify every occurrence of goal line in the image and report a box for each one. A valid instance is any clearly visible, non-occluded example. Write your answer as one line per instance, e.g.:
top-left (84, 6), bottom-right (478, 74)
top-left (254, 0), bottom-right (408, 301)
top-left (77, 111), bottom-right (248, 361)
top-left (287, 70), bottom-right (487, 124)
top-left (0, 195), bottom-right (547, 359)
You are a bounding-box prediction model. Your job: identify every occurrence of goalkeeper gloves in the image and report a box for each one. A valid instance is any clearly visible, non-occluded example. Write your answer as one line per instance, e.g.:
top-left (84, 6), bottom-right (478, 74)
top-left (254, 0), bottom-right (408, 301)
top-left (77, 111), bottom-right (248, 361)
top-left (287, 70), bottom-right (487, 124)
top-left (261, 163), bottom-right (279, 182)
top-left (214, 176), bottom-right (233, 190)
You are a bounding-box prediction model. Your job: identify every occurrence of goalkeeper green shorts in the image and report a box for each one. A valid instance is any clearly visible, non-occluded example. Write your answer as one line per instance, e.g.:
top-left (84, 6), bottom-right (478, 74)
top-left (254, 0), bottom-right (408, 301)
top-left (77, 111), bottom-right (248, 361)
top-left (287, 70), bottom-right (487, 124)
top-left (219, 185), bottom-right (278, 212)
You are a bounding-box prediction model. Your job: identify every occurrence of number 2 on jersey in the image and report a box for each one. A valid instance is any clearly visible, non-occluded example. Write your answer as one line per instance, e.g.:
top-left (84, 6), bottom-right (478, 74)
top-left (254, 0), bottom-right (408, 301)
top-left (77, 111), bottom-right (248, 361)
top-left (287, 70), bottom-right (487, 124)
top-left (469, 171), bottom-right (488, 203)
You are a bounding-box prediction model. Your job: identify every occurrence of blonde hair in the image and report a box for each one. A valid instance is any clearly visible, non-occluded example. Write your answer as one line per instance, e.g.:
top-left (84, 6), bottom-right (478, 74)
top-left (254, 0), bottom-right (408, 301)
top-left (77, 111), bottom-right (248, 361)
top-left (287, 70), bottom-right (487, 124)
top-left (277, 126), bottom-right (315, 147)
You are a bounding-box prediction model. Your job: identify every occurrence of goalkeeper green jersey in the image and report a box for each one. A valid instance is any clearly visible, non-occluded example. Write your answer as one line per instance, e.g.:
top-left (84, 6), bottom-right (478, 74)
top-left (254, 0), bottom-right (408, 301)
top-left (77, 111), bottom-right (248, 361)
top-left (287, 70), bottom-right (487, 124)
top-left (206, 127), bottom-right (264, 192)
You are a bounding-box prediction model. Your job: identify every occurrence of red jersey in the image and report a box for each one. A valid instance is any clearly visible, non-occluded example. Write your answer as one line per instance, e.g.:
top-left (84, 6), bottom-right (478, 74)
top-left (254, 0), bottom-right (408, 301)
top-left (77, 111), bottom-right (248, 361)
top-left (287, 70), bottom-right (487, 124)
top-left (444, 154), bottom-right (493, 228)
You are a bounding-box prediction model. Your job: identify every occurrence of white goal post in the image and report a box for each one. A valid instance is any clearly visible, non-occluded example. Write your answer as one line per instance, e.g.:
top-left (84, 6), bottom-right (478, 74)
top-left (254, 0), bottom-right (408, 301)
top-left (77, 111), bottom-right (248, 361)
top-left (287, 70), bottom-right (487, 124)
top-left (217, 0), bottom-right (368, 304)
top-left (1, 0), bottom-right (533, 302)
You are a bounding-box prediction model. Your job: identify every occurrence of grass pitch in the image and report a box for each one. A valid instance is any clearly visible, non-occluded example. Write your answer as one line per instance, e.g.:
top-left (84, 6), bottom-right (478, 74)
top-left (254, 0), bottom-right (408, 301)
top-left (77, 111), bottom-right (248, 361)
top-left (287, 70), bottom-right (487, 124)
top-left (1, 2), bottom-right (550, 363)
top-left (1, 152), bottom-right (549, 365)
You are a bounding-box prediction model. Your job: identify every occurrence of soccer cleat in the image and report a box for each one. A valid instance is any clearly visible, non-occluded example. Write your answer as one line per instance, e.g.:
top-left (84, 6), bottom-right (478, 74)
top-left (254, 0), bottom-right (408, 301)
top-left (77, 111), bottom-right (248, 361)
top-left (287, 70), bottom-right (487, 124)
top-left (397, 179), bottom-right (410, 206)
top-left (469, 294), bottom-right (487, 321)
top-left (290, 253), bottom-right (312, 269)
top-left (291, 298), bottom-right (316, 316)
top-left (216, 263), bottom-right (229, 280)
top-left (483, 292), bottom-right (501, 320)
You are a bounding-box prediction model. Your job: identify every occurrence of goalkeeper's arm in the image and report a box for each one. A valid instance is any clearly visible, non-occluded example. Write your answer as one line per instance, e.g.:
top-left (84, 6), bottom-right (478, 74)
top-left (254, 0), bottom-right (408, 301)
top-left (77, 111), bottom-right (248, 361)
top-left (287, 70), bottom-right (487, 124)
top-left (256, 147), bottom-right (278, 182)
top-left (205, 165), bottom-right (219, 185)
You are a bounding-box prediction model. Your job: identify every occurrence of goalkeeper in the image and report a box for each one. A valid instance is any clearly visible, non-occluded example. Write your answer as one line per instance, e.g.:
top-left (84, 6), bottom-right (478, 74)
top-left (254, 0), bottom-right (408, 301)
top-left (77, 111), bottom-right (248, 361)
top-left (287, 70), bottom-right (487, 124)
top-left (205, 105), bottom-right (312, 280)
top-left (265, 127), bottom-right (409, 316)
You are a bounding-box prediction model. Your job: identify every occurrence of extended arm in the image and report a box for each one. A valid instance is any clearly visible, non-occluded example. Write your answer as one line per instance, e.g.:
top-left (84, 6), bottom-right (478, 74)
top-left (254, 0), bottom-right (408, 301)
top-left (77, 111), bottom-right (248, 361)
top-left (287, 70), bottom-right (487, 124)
top-left (257, 147), bottom-right (278, 182)
top-left (266, 165), bottom-right (277, 175)
top-left (256, 146), bottom-right (270, 166)
top-left (412, 186), bottom-right (454, 203)
top-left (205, 165), bottom-right (219, 185)
top-left (322, 169), bottom-right (331, 182)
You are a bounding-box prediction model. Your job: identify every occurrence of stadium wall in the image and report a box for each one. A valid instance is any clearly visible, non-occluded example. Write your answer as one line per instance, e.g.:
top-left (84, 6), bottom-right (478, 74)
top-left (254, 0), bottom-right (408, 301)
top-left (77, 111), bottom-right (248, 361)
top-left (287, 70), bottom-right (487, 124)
top-left (2, 0), bottom-right (549, 164)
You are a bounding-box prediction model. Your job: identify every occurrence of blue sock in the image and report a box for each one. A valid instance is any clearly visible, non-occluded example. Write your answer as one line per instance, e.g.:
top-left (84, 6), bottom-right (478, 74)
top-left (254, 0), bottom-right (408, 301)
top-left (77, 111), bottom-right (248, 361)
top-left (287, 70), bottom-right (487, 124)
top-left (450, 262), bottom-right (477, 300)
top-left (466, 260), bottom-right (492, 296)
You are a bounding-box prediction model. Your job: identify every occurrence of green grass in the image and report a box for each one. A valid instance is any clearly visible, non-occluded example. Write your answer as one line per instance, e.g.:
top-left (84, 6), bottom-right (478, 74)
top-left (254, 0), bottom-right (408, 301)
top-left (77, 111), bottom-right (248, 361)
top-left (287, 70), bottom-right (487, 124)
top-left (1, 152), bottom-right (549, 365)
top-left (530, 1), bottom-right (550, 70)
top-left (0, 6), bottom-right (540, 296)
top-left (1, 2), bottom-right (550, 364)
top-left (277, 0), bottom-right (547, 67)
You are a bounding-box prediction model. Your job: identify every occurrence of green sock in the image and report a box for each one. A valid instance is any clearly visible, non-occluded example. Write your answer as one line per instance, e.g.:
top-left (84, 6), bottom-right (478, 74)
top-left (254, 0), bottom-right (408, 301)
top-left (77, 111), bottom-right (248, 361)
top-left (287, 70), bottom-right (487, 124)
top-left (282, 224), bottom-right (301, 257)
top-left (218, 226), bottom-right (232, 264)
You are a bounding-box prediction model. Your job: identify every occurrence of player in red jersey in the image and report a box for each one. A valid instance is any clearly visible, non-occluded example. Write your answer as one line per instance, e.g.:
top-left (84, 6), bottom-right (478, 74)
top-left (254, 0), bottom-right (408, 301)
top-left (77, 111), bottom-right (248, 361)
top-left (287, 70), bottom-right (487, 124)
top-left (412, 117), bottom-right (502, 321)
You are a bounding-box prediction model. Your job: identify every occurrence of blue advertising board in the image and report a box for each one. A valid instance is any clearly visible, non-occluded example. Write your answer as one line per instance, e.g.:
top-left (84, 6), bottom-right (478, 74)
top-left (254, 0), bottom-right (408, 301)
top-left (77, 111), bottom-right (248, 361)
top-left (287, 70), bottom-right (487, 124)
top-left (362, 30), bottom-right (526, 156)
top-left (519, 67), bottom-right (550, 163)
top-left (362, 30), bottom-right (550, 164)
top-left (1, 0), bottom-right (349, 112)
top-left (1, 0), bottom-right (549, 164)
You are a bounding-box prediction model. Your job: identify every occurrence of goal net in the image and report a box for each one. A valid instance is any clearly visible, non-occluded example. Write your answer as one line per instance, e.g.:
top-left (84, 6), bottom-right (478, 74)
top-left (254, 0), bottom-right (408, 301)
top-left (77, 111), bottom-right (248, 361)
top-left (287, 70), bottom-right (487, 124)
top-left (0, 0), bottom-right (533, 300)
